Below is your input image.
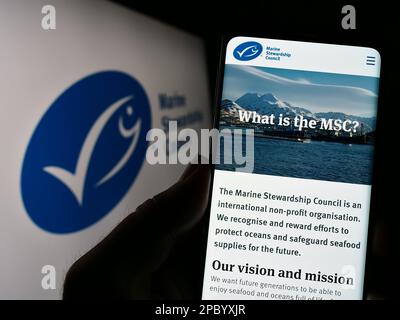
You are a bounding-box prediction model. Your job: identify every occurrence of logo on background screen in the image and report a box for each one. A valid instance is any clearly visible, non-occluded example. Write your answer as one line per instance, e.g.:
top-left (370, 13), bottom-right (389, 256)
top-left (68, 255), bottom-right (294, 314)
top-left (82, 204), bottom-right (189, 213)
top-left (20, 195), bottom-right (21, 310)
top-left (21, 71), bottom-right (151, 233)
top-left (233, 41), bottom-right (263, 61)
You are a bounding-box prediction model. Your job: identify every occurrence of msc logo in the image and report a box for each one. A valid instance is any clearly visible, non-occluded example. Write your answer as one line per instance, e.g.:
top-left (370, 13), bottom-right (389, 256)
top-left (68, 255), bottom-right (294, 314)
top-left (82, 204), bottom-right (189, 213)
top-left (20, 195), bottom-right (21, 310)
top-left (233, 41), bottom-right (263, 61)
top-left (21, 71), bottom-right (151, 233)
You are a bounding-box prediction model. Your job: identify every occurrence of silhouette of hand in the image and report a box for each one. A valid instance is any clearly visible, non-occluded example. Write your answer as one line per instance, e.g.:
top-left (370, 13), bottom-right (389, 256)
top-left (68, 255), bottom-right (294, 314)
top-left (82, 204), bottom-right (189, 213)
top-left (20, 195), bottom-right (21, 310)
top-left (63, 162), bottom-right (211, 299)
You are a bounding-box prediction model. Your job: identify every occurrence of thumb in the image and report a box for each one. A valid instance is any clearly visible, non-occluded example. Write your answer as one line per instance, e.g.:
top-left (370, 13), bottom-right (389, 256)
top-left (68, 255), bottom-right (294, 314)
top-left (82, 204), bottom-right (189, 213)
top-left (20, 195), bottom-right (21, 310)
top-left (150, 161), bottom-right (212, 235)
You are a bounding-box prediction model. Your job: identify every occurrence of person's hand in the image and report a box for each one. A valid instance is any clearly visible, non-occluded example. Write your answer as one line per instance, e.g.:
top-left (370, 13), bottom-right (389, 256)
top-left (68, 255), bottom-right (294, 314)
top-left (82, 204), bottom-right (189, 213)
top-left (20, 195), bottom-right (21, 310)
top-left (63, 162), bottom-right (211, 299)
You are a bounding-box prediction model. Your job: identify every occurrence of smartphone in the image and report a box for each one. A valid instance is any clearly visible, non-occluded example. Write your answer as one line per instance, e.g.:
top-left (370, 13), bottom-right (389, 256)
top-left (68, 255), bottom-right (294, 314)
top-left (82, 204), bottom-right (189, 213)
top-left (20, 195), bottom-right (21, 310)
top-left (201, 36), bottom-right (381, 300)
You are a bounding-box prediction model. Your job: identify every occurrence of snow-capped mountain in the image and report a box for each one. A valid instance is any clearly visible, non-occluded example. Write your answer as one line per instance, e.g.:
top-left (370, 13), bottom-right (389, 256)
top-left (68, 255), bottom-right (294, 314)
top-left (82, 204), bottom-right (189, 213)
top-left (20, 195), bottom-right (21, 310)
top-left (234, 93), bottom-right (315, 119)
top-left (221, 99), bottom-right (246, 113)
top-left (221, 92), bottom-right (375, 132)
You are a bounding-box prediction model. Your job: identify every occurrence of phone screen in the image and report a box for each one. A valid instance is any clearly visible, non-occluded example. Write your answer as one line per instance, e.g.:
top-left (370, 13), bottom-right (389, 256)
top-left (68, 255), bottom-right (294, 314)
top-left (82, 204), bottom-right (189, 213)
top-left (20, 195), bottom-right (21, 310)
top-left (201, 36), bottom-right (381, 300)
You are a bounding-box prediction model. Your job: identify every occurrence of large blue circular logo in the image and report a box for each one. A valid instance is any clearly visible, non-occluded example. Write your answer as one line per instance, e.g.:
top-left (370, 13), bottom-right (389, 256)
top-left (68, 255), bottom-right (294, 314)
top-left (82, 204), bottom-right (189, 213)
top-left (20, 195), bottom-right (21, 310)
top-left (21, 71), bottom-right (151, 233)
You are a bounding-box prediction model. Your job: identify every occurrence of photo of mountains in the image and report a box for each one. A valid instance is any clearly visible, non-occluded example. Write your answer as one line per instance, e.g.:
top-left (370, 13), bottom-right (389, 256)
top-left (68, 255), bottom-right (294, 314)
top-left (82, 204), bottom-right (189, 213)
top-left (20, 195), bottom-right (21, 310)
top-left (216, 64), bottom-right (379, 184)
top-left (221, 92), bottom-right (376, 134)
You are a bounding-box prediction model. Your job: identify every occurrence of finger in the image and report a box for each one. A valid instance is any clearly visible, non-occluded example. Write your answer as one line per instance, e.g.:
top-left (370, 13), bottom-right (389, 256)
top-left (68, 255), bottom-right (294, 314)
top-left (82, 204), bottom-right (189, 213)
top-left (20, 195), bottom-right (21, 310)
top-left (152, 161), bottom-right (211, 234)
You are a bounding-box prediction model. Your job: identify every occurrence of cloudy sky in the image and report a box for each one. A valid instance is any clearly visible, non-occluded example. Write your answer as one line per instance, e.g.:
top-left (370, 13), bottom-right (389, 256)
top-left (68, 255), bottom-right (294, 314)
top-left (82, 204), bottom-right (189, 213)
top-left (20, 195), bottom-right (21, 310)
top-left (222, 65), bottom-right (380, 117)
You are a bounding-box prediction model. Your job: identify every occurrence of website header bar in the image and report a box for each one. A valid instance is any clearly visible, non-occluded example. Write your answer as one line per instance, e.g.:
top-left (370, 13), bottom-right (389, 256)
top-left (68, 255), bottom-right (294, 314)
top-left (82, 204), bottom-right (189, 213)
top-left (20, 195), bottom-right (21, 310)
top-left (226, 36), bottom-right (381, 78)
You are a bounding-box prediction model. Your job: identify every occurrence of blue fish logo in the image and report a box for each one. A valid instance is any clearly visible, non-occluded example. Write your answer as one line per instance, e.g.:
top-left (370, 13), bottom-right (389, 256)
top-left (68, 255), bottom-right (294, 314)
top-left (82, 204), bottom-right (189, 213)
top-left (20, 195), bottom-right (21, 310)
top-left (233, 41), bottom-right (263, 61)
top-left (21, 71), bottom-right (151, 233)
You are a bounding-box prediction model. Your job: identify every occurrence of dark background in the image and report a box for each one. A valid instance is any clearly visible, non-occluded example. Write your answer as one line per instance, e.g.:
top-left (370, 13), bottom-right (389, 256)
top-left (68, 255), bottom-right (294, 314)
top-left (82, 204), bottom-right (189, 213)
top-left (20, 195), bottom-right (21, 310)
top-left (114, 0), bottom-right (397, 299)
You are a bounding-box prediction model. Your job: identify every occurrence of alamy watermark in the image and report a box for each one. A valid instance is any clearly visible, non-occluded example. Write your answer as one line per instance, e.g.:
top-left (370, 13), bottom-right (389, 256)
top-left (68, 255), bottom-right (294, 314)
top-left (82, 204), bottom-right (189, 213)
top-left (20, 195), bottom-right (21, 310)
top-left (341, 5), bottom-right (356, 30)
top-left (146, 121), bottom-right (255, 173)
top-left (41, 5), bottom-right (56, 30)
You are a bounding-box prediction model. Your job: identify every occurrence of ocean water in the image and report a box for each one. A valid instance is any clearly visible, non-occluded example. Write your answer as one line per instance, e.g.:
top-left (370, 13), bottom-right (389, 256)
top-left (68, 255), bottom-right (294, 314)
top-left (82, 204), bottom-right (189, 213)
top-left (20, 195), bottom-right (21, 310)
top-left (216, 136), bottom-right (374, 185)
